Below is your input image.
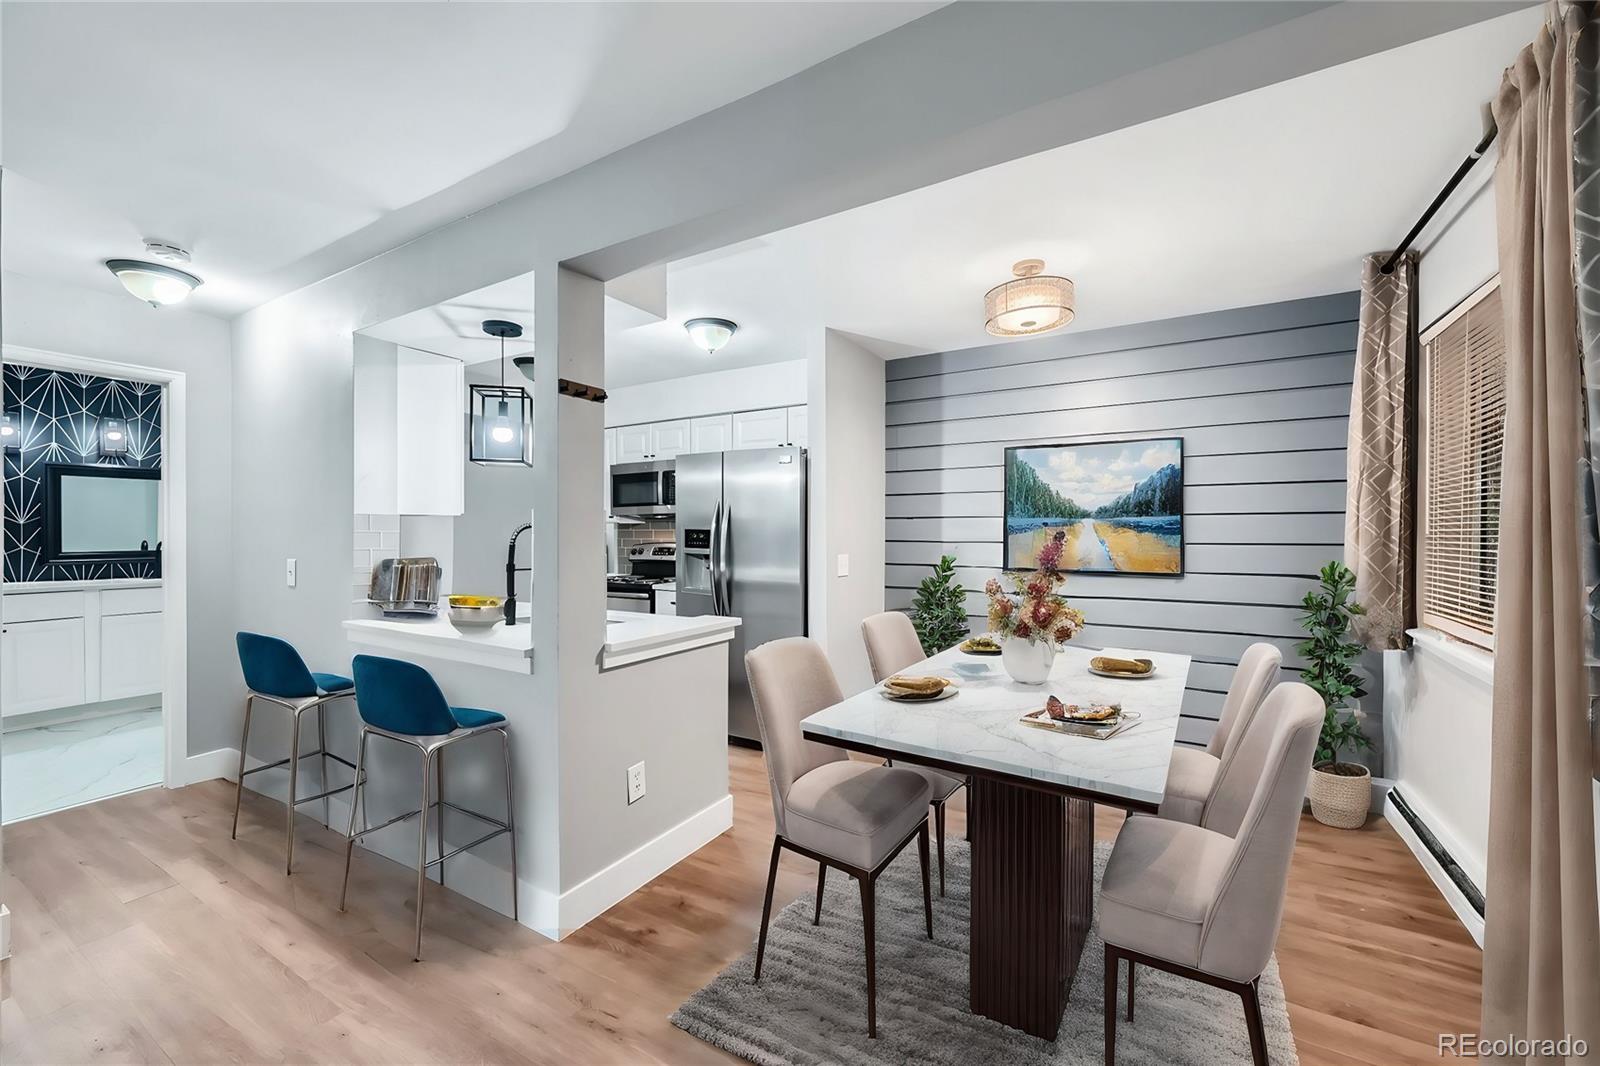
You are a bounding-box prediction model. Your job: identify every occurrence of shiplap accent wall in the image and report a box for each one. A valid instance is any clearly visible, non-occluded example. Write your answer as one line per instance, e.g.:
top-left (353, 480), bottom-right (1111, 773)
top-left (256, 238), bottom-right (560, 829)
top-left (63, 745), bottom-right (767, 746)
top-left (884, 292), bottom-right (1361, 749)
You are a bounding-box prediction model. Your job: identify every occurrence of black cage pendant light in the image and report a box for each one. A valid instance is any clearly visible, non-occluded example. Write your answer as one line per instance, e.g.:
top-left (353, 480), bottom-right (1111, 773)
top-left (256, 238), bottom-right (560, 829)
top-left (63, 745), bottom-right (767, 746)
top-left (469, 319), bottom-right (534, 465)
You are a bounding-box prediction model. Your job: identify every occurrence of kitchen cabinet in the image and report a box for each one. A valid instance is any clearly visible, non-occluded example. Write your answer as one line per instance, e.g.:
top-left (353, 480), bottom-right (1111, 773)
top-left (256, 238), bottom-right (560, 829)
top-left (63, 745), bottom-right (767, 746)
top-left (0, 617), bottom-right (87, 715)
top-left (785, 405), bottom-right (808, 447)
top-left (100, 612), bottom-right (164, 701)
top-left (615, 424), bottom-right (652, 464)
top-left (649, 420), bottom-right (692, 459)
top-left (690, 415), bottom-right (733, 454)
top-left (355, 341), bottom-right (465, 515)
top-left (1, 582), bottom-right (164, 719)
top-left (731, 408), bottom-right (789, 450)
top-left (653, 585), bottom-right (677, 616)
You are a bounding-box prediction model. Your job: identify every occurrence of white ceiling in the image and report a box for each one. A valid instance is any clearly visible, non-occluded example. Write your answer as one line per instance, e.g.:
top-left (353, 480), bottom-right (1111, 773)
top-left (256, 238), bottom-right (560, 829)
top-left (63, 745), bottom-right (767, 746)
top-left (320, 7), bottom-right (1542, 391)
top-left (585, 6), bottom-right (1539, 385)
top-left (0, 2), bottom-right (939, 316)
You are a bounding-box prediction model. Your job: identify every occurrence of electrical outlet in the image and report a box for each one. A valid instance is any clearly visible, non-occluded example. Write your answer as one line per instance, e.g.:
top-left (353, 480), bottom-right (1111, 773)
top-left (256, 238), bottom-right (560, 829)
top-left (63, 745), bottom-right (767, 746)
top-left (285, 558), bottom-right (297, 588)
top-left (627, 761), bottom-right (646, 804)
top-left (836, 553), bottom-right (850, 577)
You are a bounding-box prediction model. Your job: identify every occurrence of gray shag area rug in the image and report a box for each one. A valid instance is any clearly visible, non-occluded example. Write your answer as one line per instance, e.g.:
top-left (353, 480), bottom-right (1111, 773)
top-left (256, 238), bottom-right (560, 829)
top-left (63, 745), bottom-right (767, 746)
top-left (672, 838), bottom-right (1298, 1066)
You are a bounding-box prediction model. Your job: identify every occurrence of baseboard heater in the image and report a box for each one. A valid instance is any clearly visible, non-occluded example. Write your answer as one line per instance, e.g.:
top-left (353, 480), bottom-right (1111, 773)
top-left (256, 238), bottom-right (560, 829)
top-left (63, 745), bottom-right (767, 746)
top-left (1388, 786), bottom-right (1485, 917)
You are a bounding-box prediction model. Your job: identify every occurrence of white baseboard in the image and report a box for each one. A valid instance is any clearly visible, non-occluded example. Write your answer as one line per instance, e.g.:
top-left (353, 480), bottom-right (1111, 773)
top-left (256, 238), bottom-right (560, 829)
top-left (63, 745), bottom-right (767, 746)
top-left (214, 755), bottom-right (732, 943)
top-left (551, 792), bottom-right (734, 939)
top-left (1384, 794), bottom-right (1485, 947)
top-left (179, 746), bottom-right (240, 787)
top-left (0, 903), bottom-right (11, 960)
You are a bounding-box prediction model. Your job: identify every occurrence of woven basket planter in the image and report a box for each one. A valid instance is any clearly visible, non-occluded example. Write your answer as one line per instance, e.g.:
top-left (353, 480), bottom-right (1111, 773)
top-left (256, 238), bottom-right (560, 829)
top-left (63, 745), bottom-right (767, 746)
top-left (1308, 763), bottom-right (1371, 828)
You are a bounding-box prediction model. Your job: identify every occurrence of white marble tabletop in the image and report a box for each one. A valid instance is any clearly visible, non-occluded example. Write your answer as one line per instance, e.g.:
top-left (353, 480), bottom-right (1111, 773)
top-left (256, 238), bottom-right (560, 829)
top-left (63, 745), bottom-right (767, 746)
top-left (801, 642), bottom-right (1190, 810)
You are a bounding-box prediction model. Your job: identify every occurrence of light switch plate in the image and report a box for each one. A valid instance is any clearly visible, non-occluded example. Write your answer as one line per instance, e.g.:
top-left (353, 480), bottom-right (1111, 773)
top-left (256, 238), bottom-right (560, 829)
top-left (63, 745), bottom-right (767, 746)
top-left (627, 761), bottom-right (646, 804)
top-left (836, 553), bottom-right (850, 577)
top-left (285, 558), bottom-right (297, 588)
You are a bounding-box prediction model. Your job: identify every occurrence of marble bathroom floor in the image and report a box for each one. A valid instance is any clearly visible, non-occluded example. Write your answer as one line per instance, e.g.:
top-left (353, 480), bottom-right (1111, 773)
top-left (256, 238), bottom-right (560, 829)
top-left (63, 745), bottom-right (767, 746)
top-left (1, 707), bottom-right (163, 824)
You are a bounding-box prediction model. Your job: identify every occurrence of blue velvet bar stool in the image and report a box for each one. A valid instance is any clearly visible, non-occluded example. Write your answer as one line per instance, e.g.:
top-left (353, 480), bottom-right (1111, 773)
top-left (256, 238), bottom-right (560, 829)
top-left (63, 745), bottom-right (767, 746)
top-left (338, 654), bottom-right (517, 962)
top-left (233, 632), bottom-right (359, 874)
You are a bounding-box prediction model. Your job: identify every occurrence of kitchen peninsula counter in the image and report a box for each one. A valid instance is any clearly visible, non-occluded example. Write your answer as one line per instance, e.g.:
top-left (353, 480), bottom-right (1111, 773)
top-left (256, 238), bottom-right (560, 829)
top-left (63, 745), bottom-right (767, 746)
top-left (342, 609), bottom-right (740, 673)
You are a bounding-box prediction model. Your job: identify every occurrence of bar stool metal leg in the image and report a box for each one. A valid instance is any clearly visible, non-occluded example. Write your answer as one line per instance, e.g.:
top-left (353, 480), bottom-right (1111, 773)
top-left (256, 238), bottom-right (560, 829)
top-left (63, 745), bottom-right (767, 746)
top-left (414, 748), bottom-right (435, 961)
top-left (285, 707), bottom-right (303, 874)
top-left (435, 748), bottom-right (446, 887)
top-left (339, 727), bottom-right (369, 912)
top-left (501, 727), bottom-right (518, 921)
top-left (319, 703), bottom-right (332, 829)
top-left (232, 695), bottom-right (254, 840)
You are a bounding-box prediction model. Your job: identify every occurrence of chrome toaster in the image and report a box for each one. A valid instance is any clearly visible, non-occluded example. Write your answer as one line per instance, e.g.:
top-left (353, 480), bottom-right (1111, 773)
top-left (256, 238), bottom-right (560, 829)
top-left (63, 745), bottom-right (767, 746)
top-left (368, 557), bottom-right (442, 616)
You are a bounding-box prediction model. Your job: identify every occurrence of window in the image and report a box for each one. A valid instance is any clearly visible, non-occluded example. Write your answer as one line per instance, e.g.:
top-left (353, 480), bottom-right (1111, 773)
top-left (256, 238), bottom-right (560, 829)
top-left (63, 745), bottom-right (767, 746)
top-left (1420, 278), bottom-right (1506, 648)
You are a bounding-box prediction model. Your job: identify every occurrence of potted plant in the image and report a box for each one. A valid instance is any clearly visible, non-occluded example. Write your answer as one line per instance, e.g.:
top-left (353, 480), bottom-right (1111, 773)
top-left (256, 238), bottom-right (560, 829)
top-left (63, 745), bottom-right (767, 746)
top-left (984, 529), bottom-right (1085, 684)
top-left (1297, 560), bottom-right (1374, 828)
top-left (910, 554), bottom-right (970, 655)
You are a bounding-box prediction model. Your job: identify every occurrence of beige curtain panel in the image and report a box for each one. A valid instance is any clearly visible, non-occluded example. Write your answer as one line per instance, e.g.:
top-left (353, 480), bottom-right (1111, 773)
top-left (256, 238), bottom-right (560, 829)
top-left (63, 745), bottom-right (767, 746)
top-left (1343, 252), bottom-right (1417, 650)
top-left (1484, 7), bottom-right (1600, 1061)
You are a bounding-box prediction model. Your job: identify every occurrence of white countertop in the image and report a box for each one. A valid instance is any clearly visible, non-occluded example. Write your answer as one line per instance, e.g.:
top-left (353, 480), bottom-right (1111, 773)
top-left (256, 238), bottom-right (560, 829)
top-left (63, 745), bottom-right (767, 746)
top-left (343, 608), bottom-right (739, 674)
top-left (801, 643), bottom-right (1189, 810)
top-left (4, 577), bottom-right (162, 593)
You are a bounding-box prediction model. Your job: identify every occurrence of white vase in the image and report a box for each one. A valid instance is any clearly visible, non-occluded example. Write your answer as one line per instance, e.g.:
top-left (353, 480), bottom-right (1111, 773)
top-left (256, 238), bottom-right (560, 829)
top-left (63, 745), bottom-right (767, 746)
top-left (1001, 637), bottom-right (1056, 684)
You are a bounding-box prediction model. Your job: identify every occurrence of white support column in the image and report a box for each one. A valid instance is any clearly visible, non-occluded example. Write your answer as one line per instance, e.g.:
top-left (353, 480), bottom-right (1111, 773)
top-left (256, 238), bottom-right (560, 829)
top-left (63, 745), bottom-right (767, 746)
top-left (531, 264), bottom-right (610, 905)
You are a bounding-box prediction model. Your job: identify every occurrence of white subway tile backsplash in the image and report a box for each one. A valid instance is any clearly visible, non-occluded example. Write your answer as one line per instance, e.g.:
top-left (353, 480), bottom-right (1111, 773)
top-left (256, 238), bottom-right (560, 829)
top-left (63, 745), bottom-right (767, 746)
top-left (354, 514), bottom-right (371, 532)
top-left (379, 531), bottom-right (399, 550)
top-left (353, 531), bottom-right (382, 549)
top-left (370, 514), bottom-right (401, 532)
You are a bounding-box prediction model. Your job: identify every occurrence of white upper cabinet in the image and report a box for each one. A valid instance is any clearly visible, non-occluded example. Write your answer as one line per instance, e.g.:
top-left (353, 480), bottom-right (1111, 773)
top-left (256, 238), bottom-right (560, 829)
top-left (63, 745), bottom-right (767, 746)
top-left (731, 408), bottom-right (789, 450)
top-left (690, 415), bottom-right (734, 454)
top-left (615, 424), bottom-right (652, 464)
top-left (785, 405), bottom-right (808, 448)
top-left (649, 419), bottom-right (692, 460)
top-left (355, 339), bottom-right (464, 516)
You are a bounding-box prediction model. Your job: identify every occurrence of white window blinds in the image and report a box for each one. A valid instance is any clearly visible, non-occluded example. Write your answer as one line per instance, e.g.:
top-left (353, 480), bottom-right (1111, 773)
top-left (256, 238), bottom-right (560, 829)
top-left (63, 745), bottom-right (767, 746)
top-left (1421, 281), bottom-right (1506, 648)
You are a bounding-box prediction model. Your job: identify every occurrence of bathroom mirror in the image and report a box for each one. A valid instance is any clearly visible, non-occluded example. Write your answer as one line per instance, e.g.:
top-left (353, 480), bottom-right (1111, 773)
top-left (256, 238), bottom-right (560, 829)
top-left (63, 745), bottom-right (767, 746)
top-left (43, 464), bottom-right (161, 565)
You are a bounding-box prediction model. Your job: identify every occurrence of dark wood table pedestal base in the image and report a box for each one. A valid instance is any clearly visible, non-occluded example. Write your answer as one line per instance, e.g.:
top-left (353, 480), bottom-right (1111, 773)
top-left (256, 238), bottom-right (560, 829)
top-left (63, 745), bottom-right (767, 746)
top-left (968, 776), bottom-right (1094, 1041)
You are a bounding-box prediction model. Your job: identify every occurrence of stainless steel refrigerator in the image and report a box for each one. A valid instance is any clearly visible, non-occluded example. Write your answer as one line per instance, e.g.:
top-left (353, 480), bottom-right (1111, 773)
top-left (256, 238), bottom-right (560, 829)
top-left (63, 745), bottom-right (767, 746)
top-left (675, 447), bottom-right (807, 743)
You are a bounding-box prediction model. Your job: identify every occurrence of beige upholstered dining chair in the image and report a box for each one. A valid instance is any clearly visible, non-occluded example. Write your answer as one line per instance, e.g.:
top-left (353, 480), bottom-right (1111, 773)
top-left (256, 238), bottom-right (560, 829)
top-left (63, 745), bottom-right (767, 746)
top-left (745, 637), bottom-right (934, 1039)
top-left (1157, 642), bottom-right (1281, 825)
top-left (860, 611), bottom-right (967, 894)
top-left (1098, 681), bottom-right (1322, 1066)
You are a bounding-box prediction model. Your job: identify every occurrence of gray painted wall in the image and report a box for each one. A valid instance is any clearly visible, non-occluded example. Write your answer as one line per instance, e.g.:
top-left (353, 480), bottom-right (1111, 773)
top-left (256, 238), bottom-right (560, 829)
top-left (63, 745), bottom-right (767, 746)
top-left (883, 292), bottom-right (1364, 750)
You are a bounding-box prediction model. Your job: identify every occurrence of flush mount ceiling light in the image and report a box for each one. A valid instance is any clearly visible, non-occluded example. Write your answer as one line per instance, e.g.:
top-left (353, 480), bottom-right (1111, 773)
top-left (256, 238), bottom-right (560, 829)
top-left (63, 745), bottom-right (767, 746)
top-left (984, 259), bottom-right (1075, 337)
top-left (684, 317), bottom-right (738, 355)
top-left (469, 319), bottom-right (534, 466)
top-left (106, 239), bottom-right (204, 307)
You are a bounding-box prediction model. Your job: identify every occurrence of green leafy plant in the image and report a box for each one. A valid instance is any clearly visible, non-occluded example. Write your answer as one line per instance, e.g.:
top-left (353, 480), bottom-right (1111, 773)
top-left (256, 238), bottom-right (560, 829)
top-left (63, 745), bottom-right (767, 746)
top-left (911, 555), bottom-right (971, 655)
top-left (1296, 561), bottom-right (1372, 769)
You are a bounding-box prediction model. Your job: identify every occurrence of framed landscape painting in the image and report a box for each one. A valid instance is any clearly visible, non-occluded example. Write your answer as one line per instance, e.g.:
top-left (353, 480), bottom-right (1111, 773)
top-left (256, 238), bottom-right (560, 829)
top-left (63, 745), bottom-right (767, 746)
top-left (1003, 437), bottom-right (1184, 575)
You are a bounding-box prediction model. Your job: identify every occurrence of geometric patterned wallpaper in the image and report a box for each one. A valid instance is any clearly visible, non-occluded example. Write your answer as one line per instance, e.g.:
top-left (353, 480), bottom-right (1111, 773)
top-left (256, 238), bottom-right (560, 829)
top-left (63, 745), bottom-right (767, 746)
top-left (3, 363), bottom-right (162, 582)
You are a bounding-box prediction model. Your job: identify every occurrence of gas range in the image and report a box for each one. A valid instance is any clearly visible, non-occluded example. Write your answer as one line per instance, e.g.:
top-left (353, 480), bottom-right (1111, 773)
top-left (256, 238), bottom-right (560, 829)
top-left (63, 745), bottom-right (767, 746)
top-left (606, 543), bottom-right (676, 597)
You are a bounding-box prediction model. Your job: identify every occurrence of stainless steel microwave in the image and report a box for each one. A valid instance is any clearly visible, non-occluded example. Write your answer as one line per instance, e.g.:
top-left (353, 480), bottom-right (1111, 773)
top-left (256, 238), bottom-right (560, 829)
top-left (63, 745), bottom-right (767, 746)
top-left (610, 459), bottom-right (676, 516)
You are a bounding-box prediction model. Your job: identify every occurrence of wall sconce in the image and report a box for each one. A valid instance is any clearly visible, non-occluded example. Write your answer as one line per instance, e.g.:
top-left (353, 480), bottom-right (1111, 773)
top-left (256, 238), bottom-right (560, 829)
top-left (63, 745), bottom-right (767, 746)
top-left (469, 320), bottom-right (533, 466)
top-left (99, 417), bottom-right (130, 457)
top-left (1, 413), bottom-right (18, 452)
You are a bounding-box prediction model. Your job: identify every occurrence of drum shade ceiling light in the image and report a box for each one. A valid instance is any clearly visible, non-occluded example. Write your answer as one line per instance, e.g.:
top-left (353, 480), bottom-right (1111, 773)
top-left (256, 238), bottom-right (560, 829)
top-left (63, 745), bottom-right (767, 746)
top-left (684, 317), bottom-right (738, 355)
top-left (106, 240), bottom-right (203, 307)
top-left (984, 259), bottom-right (1074, 337)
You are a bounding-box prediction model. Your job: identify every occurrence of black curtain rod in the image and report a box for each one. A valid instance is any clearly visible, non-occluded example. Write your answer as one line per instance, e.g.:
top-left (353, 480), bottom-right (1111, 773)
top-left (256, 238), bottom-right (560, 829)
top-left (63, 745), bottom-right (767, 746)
top-left (1380, 124), bottom-right (1498, 274)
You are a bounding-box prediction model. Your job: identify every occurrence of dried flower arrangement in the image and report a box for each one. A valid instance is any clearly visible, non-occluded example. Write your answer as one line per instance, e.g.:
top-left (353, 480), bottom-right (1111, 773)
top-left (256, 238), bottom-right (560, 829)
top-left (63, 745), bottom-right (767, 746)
top-left (984, 528), bottom-right (1086, 648)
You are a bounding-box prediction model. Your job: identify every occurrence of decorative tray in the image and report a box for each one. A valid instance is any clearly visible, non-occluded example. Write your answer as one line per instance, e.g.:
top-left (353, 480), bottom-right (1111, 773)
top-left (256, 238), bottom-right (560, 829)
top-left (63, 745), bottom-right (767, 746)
top-left (1020, 699), bottom-right (1140, 740)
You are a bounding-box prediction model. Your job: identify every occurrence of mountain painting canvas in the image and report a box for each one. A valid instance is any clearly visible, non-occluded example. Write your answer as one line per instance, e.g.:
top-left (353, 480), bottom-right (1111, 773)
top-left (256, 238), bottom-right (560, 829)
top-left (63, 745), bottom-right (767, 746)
top-left (1004, 438), bottom-right (1183, 575)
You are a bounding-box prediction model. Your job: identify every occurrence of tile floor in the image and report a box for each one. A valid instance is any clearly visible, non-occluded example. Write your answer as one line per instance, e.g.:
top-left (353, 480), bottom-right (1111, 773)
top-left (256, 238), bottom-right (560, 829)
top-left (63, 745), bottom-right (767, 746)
top-left (1, 707), bottom-right (163, 823)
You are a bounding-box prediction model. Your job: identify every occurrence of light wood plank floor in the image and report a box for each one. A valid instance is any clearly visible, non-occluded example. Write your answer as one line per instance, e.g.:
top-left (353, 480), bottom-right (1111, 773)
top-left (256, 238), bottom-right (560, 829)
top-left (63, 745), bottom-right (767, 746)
top-left (1, 746), bottom-right (1480, 1065)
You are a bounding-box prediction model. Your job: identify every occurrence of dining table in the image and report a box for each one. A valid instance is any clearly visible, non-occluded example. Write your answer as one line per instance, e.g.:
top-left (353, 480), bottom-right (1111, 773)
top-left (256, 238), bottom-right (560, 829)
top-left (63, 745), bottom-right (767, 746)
top-left (800, 641), bottom-right (1191, 1042)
